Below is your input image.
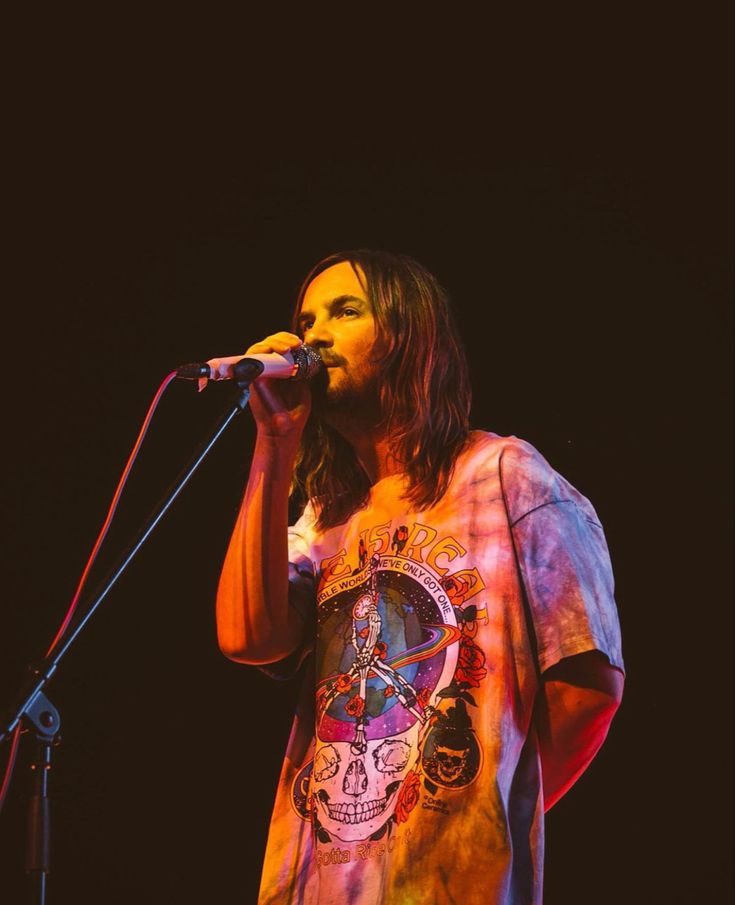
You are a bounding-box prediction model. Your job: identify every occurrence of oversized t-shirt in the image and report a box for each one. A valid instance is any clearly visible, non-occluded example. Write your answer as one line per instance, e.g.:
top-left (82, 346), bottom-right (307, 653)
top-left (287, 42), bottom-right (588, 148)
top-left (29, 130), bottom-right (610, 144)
top-left (257, 431), bottom-right (624, 905)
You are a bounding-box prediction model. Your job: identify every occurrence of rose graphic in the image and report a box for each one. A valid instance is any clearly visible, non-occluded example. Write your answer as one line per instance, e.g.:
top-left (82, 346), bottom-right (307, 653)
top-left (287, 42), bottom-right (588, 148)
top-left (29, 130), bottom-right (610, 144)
top-left (455, 635), bottom-right (488, 688)
top-left (345, 695), bottom-right (365, 718)
top-left (383, 686), bottom-right (396, 698)
top-left (373, 641), bottom-right (388, 660)
top-left (442, 574), bottom-right (470, 605)
top-left (394, 769), bottom-right (421, 824)
top-left (334, 673), bottom-right (353, 694)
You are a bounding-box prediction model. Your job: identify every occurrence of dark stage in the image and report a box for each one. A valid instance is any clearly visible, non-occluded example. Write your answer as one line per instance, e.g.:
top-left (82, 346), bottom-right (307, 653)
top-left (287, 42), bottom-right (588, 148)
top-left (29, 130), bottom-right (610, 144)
top-left (1, 12), bottom-right (732, 904)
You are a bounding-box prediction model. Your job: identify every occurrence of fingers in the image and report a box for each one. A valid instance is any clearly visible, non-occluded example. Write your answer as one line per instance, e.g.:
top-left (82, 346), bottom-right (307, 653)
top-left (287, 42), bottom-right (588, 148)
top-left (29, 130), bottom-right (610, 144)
top-left (245, 332), bottom-right (303, 357)
top-left (240, 331), bottom-right (313, 437)
top-left (251, 379), bottom-right (310, 415)
top-left (249, 378), bottom-right (312, 438)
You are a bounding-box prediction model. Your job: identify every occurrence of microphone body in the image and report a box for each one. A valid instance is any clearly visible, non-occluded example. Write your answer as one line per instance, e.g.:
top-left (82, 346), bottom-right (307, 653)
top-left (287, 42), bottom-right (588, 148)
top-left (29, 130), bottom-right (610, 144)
top-left (176, 345), bottom-right (322, 384)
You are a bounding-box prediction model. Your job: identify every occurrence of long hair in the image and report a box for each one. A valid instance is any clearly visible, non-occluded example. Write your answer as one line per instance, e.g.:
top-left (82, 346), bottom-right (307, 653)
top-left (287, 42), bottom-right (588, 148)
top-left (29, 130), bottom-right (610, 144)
top-left (291, 249), bottom-right (472, 531)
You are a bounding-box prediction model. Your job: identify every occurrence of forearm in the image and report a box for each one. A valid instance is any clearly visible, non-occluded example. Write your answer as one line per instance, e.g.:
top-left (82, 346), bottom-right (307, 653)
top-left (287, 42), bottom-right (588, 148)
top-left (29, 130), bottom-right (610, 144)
top-left (216, 434), bottom-right (302, 664)
top-left (535, 653), bottom-right (624, 811)
top-left (537, 683), bottom-right (619, 810)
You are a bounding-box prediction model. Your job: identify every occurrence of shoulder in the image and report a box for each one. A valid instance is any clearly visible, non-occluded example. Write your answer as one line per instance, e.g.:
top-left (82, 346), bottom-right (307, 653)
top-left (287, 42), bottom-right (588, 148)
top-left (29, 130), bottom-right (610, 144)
top-left (464, 431), bottom-right (594, 526)
top-left (458, 430), bottom-right (554, 485)
top-left (497, 435), bottom-right (559, 495)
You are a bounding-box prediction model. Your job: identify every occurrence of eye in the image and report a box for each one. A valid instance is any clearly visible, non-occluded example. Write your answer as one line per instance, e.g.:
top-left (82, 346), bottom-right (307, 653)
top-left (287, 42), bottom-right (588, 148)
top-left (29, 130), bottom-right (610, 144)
top-left (338, 307), bottom-right (359, 318)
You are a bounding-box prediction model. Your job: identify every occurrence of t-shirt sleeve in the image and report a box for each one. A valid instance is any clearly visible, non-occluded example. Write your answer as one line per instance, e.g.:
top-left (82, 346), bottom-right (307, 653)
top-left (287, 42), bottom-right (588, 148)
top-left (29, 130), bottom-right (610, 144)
top-left (500, 439), bottom-right (624, 675)
top-left (257, 501), bottom-right (318, 681)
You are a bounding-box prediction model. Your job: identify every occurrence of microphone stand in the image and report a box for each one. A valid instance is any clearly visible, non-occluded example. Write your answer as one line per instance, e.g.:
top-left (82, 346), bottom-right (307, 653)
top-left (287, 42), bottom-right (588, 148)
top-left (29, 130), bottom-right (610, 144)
top-left (1, 369), bottom-right (258, 904)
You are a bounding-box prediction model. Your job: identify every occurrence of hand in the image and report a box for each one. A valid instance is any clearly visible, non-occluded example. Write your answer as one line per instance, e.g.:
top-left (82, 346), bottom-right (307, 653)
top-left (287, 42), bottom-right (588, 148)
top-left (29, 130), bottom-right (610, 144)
top-left (245, 332), bottom-right (312, 440)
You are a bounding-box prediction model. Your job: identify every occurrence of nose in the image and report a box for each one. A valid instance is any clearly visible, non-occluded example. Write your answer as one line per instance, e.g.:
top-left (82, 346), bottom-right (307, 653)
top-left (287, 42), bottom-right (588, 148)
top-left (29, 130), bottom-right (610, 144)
top-left (303, 318), bottom-right (334, 348)
top-left (343, 758), bottom-right (368, 797)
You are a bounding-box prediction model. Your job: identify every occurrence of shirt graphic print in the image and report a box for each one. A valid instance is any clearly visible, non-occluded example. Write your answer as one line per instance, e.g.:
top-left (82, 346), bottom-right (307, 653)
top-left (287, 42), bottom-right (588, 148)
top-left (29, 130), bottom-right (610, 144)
top-left (293, 524), bottom-right (488, 852)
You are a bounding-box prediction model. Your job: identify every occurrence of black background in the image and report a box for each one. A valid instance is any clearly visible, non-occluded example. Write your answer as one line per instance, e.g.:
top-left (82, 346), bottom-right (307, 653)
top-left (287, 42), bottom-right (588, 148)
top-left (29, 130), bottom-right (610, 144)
top-left (1, 8), bottom-right (732, 904)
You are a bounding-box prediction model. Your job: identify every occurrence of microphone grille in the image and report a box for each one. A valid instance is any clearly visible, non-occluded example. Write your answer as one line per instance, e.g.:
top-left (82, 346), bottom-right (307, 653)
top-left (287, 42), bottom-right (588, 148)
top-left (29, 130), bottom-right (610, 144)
top-left (291, 344), bottom-right (323, 381)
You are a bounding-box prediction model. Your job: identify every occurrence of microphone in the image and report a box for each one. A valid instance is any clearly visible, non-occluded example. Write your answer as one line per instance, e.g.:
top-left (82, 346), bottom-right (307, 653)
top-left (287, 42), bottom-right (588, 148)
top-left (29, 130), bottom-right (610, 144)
top-left (176, 344), bottom-right (323, 385)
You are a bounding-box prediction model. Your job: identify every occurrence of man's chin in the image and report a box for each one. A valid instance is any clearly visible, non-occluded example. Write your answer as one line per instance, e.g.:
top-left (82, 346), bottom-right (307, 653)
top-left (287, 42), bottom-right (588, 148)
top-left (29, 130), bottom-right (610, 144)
top-left (311, 386), bottom-right (354, 416)
top-left (312, 382), bottom-right (381, 427)
top-left (311, 371), bottom-right (351, 408)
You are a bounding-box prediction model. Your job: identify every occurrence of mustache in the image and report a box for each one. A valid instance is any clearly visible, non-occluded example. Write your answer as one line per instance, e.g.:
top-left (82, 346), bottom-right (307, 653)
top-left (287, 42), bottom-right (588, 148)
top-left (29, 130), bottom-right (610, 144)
top-left (318, 353), bottom-right (348, 367)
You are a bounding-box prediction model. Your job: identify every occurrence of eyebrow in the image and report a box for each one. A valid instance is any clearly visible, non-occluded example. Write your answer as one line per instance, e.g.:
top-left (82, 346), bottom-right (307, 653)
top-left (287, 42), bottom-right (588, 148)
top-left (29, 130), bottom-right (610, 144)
top-left (297, 294), bottom-right (367, 327)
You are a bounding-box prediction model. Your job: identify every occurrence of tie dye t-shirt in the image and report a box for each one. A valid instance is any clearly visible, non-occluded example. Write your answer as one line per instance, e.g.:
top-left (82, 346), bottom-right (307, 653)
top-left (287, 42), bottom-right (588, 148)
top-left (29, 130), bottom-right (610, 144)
top-left (257, 431), bottom-right (624, 905)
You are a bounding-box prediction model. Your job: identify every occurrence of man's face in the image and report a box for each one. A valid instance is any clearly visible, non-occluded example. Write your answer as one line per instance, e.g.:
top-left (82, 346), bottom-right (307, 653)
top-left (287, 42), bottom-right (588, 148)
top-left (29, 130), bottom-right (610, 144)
top-left (297, 261), bottom-right (383, 419)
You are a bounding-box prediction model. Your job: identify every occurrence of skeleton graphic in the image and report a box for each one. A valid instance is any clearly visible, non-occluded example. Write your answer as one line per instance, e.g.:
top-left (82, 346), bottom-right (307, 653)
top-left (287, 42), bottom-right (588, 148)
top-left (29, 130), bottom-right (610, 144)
top-left (319, 554), bottom-right (426, 755)
top-left (313, 553), bottom-right (436, 841)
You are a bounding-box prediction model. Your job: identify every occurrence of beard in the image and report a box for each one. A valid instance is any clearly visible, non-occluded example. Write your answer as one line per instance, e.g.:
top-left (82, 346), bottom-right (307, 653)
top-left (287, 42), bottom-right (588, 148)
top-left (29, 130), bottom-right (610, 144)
top-left (310, 366), bottom-right (384, 432)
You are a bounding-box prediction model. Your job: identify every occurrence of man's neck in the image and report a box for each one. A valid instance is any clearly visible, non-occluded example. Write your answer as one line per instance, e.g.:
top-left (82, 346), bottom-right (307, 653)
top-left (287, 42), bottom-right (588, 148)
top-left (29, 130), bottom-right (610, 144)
top-left (326, 412), bottom-right (401, 485)
top-left (350, 431), bottom-right (401, 485)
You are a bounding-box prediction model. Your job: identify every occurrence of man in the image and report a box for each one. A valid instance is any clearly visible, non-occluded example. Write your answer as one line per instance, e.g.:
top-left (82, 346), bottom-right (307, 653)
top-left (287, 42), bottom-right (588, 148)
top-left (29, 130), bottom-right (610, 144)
top-left (216, 250), bottom-right (624, 905)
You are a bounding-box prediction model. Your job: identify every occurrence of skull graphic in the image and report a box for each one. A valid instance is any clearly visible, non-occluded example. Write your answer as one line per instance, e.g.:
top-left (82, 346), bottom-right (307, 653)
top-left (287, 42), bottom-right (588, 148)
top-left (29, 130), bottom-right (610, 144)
top-left (432, 744), bottom-right (469, 784)
top-left (421, 699), bottom-right (482, 790)
top-left (312, 736), bottom-right (419, 842)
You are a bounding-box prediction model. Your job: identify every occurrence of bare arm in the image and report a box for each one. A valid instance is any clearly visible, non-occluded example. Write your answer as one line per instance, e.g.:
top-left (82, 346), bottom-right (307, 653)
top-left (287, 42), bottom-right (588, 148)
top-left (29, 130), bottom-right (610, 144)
top-left (216, 332), bottom-right (312, 665)
top-left (535, 650), bottom-right (624, 812)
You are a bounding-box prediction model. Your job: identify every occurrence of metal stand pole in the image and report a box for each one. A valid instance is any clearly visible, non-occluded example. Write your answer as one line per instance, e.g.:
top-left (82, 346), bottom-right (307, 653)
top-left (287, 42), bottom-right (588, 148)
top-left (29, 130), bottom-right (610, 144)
top-left (1, 379), bottom-right (254, 903)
